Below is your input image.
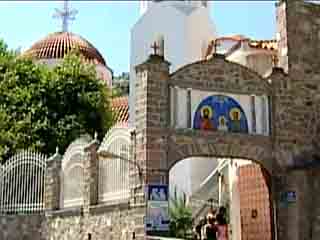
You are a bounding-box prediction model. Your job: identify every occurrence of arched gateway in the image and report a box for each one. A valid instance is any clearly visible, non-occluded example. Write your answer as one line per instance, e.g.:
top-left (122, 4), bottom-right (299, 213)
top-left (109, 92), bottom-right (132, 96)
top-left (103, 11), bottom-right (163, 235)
top-left (132, 50), bottom-right (278, 238)
top-left (130, 4), bottom-right (320, 233)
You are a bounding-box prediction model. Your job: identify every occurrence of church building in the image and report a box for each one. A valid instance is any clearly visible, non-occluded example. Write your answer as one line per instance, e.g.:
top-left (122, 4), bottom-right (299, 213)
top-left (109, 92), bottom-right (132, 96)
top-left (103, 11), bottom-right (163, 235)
top-left (22, 1), bottom-right (279, 239)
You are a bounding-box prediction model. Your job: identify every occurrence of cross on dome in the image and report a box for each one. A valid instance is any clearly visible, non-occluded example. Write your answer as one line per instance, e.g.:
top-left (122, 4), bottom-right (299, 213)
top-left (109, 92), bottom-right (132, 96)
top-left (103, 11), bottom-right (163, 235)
top-left (53, 0), bottom-right (78, 32)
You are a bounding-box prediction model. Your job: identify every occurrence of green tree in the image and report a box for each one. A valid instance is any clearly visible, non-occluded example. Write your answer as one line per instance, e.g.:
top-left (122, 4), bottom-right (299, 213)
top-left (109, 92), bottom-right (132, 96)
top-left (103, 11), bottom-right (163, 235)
top-left (111, 86), bottom-right (123, 97)
top-left (169, 188), bottom-right (193, 238)
top-left (0, 39), bottom-right (114, 162)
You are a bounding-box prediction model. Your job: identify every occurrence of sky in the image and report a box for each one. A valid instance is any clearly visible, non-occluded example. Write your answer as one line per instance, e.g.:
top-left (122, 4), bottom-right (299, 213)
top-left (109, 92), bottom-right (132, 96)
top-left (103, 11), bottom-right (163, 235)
top-left (0, 1), bottom-right (277, 76)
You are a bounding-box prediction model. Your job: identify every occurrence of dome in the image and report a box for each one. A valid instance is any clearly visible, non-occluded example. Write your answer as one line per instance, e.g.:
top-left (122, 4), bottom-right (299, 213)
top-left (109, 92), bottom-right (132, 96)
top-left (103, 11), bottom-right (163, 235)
top-left (23, 32), bottom-right (106, 66)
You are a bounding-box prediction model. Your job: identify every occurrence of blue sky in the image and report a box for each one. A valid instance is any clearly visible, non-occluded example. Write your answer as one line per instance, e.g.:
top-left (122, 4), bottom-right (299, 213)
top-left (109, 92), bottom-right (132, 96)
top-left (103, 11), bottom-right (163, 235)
top-left (0, 1), bottom-right (277, 75)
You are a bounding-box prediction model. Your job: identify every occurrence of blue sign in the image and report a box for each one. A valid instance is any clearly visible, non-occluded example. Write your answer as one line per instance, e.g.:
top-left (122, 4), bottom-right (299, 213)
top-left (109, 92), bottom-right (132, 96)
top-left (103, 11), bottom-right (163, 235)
top-left (280, 191), bottom-right (297, 205)
top-left (193, 95), bottom-right (248, 133)
top-left (147, 184), bottom-right (168, 202)
top-left (146, 201), bottom-right (170, 232)
top-left (146, 185), bottom-right (170, 232)
top-left (286, 191), bottom-right (296, 203)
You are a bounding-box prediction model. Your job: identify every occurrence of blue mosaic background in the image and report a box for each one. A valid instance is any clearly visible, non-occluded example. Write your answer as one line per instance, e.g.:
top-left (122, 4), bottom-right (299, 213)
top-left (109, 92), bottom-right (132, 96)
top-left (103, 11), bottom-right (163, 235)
top-left (193, 95), bottom-right (249, 133)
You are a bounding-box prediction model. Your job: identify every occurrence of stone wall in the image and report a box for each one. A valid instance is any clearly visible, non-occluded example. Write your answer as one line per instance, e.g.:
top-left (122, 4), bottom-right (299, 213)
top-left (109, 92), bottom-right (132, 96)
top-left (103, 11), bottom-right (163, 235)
top-left (0, 215), bottom-right (44, 240)
top-left (42, 204), bottom-right (146, 240)
top-left (135, 54), bottom-right (171, 184)
top-left (170, 55), bottom-right (272, 96)
top-left (0, 203), bottom-right (146, 240)
top-left (274, 168), bottom-right (320, 240)
top-left (167, 130), bottom-right (273, 173)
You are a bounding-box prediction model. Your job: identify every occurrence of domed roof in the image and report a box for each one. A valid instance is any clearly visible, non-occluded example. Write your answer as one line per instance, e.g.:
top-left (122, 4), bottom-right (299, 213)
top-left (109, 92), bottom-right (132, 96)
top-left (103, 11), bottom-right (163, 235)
top-left (24, 32), bottom-right (106, 66)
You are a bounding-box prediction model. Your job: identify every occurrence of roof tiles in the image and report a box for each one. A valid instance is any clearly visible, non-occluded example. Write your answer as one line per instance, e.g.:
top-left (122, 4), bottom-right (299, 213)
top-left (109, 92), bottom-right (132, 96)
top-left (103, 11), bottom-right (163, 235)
top-left (111, 96), bottom-right (129, 124)
top-left (23, 32), bottom-right (107, 66)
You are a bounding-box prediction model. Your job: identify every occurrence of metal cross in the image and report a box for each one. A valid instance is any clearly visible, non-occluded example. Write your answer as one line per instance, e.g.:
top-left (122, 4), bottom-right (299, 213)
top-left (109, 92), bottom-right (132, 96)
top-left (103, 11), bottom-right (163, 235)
top-left (53, 0), bottom-right (78, 32)
top-left (213, 39), bottom-right (221, 53)
top-left (151, 41), bottom-right (159, 55)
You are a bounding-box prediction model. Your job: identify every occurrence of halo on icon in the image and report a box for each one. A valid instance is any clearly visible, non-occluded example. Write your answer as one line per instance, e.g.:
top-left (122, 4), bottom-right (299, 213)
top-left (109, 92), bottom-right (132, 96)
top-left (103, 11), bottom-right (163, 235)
top-left (200, 105), bottom-right (213, 118)
top-left (229, 107), bottom-right (241, 120)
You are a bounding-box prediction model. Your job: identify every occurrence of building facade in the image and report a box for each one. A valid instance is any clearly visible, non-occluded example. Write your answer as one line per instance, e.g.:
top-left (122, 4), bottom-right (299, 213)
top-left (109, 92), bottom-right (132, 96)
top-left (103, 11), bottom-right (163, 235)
top-left (0, 1), bottom-right (320, 240)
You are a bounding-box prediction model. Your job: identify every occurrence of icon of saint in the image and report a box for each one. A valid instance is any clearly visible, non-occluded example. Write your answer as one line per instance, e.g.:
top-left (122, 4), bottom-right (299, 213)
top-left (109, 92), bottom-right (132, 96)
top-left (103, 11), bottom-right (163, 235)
top-left (229, 108), bottom-right (241, 132)
top-left (217, 116), bottom-right (228, 131)
top-left (200, 106), bottom-right (215, 131)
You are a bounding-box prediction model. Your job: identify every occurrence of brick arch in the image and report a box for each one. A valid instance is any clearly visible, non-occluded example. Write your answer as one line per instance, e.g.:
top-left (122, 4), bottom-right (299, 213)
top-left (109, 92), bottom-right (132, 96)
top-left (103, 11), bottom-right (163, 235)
top-left (169, 54), bottom-right (272, 95)
top-left (167, 130), bottom-right (274, 174)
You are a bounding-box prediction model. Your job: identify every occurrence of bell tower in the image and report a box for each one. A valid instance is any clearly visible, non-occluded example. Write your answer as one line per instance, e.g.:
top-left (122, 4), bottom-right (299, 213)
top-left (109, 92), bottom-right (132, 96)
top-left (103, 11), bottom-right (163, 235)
top-left (140, 0), bottom-right (210, 16)
top-left (131, 0), bottom-right (216, 126)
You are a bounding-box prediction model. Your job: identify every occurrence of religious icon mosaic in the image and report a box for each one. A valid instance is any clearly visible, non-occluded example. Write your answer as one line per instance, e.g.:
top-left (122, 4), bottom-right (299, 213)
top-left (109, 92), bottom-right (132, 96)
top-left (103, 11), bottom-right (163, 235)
top-left (193, 95), bottom-right (248, 133)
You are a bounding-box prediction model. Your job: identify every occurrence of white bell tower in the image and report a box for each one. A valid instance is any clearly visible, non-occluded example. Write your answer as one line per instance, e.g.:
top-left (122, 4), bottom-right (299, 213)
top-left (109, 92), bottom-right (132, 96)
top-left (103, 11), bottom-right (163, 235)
top-left (140, 0), bottom-right (210, 16)
top-left (130, 0), bottom-right (217, 126)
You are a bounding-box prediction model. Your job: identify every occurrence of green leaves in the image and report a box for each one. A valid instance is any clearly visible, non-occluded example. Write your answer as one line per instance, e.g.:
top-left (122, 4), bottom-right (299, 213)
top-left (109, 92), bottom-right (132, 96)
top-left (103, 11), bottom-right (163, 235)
top-left (0, 40), bottom-right (114, 162)
top-left (169, 188), bottom-right (193, 238)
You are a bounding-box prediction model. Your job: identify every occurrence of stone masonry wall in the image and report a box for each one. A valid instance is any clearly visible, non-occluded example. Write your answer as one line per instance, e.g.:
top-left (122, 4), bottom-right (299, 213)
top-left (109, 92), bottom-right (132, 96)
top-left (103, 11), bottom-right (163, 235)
top-left (41, 205), bottom-right (146, 240)
top-left (135, 54), bottom-right (171, 184)
top-left (273, 2), bottom-right (320, 238)
top-left (274, 0), bottom-right (320, 163)
top-left (0, 215), bottom-right (45, 240)
top-left (170, 55), bottom-right (272, 96)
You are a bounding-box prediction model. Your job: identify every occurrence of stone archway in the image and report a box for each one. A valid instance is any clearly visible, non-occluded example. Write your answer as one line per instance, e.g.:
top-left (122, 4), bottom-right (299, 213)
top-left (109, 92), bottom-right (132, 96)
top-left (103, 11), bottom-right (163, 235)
top-left (167, 130), bottom-right (274, 174)
top-left (164, 129), bottom-right (275, 240)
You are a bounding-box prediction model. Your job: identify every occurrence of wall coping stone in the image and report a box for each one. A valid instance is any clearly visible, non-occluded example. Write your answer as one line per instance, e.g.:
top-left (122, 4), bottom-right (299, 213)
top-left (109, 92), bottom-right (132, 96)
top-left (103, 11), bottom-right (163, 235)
top-left (45, 207), bottom-right (83, 217)
top-left (89, 201), bottom-right (130, 215)
top-left (0, 213), bottom-right (45, 217)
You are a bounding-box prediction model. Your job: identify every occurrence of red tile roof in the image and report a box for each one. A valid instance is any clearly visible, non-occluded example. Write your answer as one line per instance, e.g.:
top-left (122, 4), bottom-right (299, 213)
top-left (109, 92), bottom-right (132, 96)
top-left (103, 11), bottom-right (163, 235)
top-left (23, 32), bottom-right (107, 66)
top-left (249, 39), bottom-right (278, 51)
top-left (111, 96), bottom-right (129, 124)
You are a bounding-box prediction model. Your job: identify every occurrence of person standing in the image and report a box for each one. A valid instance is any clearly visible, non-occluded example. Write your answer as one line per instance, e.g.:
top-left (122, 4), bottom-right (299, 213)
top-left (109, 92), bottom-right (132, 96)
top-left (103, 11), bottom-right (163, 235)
top-left (203, 213), bottom-right (217, 240)
top-left (195, 217), bottom-right (206, 240)
top-left (216, 213), bottom-right (228, 240)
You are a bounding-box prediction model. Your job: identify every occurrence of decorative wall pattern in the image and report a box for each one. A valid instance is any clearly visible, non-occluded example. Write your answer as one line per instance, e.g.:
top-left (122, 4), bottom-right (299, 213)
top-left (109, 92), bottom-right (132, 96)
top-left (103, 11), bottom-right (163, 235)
top-left (193, 95), bottom-right (248, 133)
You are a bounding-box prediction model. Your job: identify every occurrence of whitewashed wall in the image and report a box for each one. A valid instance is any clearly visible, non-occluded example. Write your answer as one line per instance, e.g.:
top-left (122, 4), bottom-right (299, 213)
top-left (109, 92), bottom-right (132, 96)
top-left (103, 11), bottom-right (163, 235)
top-left (169, 157), bottom-right (218, 200)
top-left (225, 42), bottom-right (275, 78)
top-left (170, 87), bottom-right (270, 136)
top-left (170, 159), bottom-right (192, 197)
top-left (129, 0), bottom-right (216, 126)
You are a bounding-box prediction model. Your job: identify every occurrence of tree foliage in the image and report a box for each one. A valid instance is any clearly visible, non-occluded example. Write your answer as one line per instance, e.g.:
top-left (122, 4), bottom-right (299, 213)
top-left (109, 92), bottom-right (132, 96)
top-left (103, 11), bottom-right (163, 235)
top-left (0, 39), bottom-right (114, 162)
top-left (169, 188), bottom-right (193, 238)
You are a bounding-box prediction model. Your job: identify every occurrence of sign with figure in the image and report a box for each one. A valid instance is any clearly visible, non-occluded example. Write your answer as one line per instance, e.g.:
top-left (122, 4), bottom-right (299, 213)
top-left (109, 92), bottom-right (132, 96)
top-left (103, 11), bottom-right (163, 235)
top-left (147, 184), bottom-right (168, 201)
top-left (146, 185), bottom-right (170, 232)
top-left (193, 95), bottom-right (248, 133)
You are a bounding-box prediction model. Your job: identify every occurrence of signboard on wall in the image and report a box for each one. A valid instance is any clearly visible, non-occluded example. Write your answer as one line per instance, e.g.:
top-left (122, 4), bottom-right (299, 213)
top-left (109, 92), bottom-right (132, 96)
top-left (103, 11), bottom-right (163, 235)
top-left (145, 185), bottom-right (170, 232)
top-left (280, 191), bottom-right (297, 207)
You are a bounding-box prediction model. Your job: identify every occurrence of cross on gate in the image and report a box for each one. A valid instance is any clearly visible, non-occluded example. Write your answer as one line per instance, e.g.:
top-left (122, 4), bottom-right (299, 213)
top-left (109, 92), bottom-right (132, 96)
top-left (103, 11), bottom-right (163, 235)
top-left (213, 39), bottom-right (221, 54)
top-left (151, 41), bottom-right (160, 55)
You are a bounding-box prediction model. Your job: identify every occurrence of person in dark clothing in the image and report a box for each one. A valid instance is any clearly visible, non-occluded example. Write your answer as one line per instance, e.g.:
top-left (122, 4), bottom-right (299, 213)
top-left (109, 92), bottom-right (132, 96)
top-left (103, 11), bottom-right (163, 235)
top-left (195, 217), bottom-right (206, 240)
top-left (203, 213), bottom-right (217, 240)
